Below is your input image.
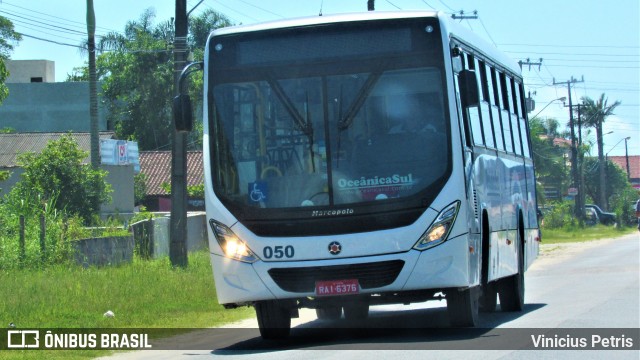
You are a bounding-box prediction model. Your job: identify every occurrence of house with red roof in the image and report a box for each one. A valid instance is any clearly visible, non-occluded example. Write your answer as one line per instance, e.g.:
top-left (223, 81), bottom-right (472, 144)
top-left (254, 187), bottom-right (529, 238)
top-left (608, 155), bottom-right (640, 191)
top-left (138, 151), bottom-right (204, 211)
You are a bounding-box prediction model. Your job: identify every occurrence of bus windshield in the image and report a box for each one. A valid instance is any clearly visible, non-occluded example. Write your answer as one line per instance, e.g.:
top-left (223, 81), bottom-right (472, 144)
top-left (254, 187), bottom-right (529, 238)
top-left (209, 19), bottom-right (451, 222)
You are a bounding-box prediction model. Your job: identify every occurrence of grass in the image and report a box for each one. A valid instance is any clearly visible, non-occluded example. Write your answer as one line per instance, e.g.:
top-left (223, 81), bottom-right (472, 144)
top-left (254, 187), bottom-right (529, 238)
top-left (541, 224), bottom-right (637, 244)
top-left (0, 250), bottom-right (254, 360)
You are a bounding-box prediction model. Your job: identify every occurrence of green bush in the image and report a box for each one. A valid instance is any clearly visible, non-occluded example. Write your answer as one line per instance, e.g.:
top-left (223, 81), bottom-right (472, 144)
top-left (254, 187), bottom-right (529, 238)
top-left (542, 201), bottom-right (574, 229)
top-left (13, 134), bottom-right (112, 225)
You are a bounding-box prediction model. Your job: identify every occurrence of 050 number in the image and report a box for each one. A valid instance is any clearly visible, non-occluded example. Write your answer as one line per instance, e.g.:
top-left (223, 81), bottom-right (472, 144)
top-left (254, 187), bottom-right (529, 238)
top-left (263, 245), bottom-right (295, 259)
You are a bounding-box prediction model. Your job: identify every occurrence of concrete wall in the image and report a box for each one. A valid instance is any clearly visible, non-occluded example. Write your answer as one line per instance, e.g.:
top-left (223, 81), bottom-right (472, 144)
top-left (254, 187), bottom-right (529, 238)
top-left (130, 212), bottom-right (208, 259)
top-left (0, 82), bottom-right (107, 132)
top-left (5, 60), bottom-right (55, 83)
top-left (73, 235), bottom-right (134, 267)
top-left (100, 164), bottom-right (135, 219)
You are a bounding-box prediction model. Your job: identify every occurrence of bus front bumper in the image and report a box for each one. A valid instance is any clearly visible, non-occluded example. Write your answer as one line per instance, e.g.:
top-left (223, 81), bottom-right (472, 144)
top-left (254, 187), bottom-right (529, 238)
top-left (211, 235), bottom-right (471, 306)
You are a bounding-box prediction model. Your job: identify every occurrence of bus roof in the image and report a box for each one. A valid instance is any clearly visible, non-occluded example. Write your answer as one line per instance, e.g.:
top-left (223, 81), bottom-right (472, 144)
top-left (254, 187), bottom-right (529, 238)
top-left (211, 11), bottom-right (437, 36)
top-left (440, 16), bottom-right (522, 76)
top-left (210, 10), bottom-right (521, 76)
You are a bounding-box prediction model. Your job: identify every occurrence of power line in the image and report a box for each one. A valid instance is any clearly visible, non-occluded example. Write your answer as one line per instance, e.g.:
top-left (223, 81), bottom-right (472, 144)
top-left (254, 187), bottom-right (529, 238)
top-left (17, 32), bottom-right (85, 50)
top-left (504, 50), bottom-right (638, 57)
top-left (207, 0), bottom-right (261, 23)
top-left (385, 0), bottom-right (402, 10)
top-left (477, 16), bottom-right (497, 47)
top-left (235, 0), bottom-right (285, 18)
top-left (498, 43), bottom-right (640, 49)
top-left (0, 0), bottom-right (118, 34)
top-left (542, 58), bottom-right (639, 63)
top-left (437, 0), bottom-right (457, 12)
top-left (421, 0), bottom-right (437, 10)
top-left (0, 9), bottom-right (88, 36)
top-left (1, 13), bottom-right (92, 43)
top-left (545, 64), bottom-right (639, 69)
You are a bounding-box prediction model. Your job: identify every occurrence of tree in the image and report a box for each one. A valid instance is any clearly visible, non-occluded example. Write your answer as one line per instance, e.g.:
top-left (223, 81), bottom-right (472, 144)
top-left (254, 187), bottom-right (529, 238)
top-left (580, 94), bottom-right (621, 210)
top-left (12, 134), bottom-right (112, 224)
top-left (582, 157), bottom-right (631, 211)
top-left (0, 15), bottom-right (22, 104)
top-left (94, 8), bottom-right (231, 151)
top-left (96, 9), bottom-right (175, 150)
top-left (529, 117), bottom-right (570, 204)
top-left (87, 0), bottom-right (100, 168)
top-left (186, 9), bottom-right (232, 149)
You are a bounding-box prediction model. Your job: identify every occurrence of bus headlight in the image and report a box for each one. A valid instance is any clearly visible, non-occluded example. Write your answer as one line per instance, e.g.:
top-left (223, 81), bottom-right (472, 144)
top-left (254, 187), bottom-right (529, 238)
top-left (209, 220), bottom-right (258, 263)
top-left (413, 201), bottom-right (460, 251)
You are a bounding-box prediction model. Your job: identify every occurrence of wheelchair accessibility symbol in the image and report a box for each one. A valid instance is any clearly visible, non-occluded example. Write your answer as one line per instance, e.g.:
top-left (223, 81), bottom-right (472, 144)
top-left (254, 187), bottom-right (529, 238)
top-left (249, 182), bottom-right (268, 203)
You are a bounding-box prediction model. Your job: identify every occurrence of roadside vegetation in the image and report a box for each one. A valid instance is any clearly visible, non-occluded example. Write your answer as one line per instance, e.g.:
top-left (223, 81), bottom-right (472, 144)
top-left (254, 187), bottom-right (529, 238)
top-left (539, 195), bottom-right (638, 244)
top-left (542, 224), bottom-right (636, 244)
top-left (0, 251), bottom-right (254, 360)
top-left (0, 135), bottom-right (121, 271)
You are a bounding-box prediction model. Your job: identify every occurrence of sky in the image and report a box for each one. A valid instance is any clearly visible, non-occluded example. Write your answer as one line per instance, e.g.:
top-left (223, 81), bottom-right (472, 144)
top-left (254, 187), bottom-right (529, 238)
top-left (1, 0), bottom-right (638, 156)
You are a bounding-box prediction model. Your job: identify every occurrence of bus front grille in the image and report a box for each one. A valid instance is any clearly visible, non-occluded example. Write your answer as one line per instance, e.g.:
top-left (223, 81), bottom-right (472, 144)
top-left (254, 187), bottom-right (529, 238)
top-left (267, 260), bottom-right (405, 293)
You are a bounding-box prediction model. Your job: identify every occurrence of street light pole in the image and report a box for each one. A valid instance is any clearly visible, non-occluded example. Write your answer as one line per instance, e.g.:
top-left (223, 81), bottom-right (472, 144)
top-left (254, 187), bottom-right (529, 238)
top-left (530, 97), bottom-right (566, 119)
top-left (605, 136), bottom-right (632, 209)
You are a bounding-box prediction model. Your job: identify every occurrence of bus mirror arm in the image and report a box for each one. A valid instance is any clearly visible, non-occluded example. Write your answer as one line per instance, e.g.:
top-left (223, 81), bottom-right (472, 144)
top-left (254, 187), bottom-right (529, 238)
top-left (173, 61), bottom-right (204, 132)
top-left (458, 69), bottom-right (480, 108)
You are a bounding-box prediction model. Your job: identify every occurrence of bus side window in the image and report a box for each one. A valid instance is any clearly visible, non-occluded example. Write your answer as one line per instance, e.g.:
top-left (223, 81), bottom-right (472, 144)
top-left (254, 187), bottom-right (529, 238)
top-left (515, 82), bottom-right (531, 158)
top-left (488, 66), bottom-right (505, 151)
top-left (508, 76), bottom-right (522, 156)
top-left (478, 60), bottom-right (495, 148)
top-left (500, 73), bottom-right (516, 154)
top-left (466, 54), bottom-right (485, 146)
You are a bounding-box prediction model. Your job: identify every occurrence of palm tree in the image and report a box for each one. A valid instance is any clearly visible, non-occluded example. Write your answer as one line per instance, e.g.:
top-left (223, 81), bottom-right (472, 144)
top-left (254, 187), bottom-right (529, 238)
top-left (580, 93), bottom-right (621, 210)
top-left (86, 0), bottom-right (99, 169)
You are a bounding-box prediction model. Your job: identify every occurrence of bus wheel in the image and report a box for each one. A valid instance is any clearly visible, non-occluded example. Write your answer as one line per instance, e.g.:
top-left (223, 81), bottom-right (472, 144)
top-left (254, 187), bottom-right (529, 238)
top-left (255, 300), bottom-right (291, 340)
top-left (344, 302), bottom-right (369, 321)
top-left (316, 306), bottom-right (342, 320)
top-left (498, 233), bottom-right (525, 311)
top-left (447, 287), bottom-right (479, 327)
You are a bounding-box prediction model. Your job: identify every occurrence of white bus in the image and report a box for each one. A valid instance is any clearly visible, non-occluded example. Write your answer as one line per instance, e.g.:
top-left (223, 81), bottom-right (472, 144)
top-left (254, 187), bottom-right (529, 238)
top-left (175, 11), bottom-right (540, 339)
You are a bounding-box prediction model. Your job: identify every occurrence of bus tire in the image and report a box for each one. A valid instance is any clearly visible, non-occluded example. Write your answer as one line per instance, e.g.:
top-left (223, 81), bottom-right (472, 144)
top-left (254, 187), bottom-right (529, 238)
top-left (255, 300), bottom-right (291, 340)
top-left (447, 287), bottom-right (479, 327)
top-left (344, 302), bottom-right (369, 321)
top-left (498, 228), bottom-right (525, 311)
top-left (316, 306), bottom-right (342, 320)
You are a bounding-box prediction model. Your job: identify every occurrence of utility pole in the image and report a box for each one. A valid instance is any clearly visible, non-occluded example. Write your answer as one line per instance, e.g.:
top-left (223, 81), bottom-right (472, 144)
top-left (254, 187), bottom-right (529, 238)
top-left (368, 0), bottom-right (375, 11)
top-left (554, 76), bottom-right (584, 219)
top-left (625, 138), bottom-right (631, 180)
top-left (170, 0), bottom-right (188, 267)
top-left (575, 104), bottom-right (586, 217)
top-left (518, 58), bottom-right (543, 71)
top-left (451, 11), bottom-right (479, 20)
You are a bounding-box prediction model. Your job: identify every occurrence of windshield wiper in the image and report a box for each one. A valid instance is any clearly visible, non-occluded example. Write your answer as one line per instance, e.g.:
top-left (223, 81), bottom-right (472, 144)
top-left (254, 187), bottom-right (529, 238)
top-left (267, 77), bottom-right (316, 172)
top-left (337, 70), bottom-right (383, 130)
top-left (267, 77), bottom-right (313, 137)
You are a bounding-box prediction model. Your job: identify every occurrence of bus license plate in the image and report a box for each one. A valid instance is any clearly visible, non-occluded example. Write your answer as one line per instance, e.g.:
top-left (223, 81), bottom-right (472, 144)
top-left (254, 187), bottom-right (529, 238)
top-left (315, 279), bottom-right (359, 296)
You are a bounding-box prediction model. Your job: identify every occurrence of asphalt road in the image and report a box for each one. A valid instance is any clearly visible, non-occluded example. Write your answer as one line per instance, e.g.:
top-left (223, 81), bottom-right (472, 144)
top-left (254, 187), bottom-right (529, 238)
top-left (98, 232), bottom-right (640, 359)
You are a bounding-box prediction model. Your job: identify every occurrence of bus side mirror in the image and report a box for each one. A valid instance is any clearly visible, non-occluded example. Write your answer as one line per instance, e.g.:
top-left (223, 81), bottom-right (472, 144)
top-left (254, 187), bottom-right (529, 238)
top-left (173, 94), bottom-right (193, 132)
top-left (458, 69), bottom-right (480, 108)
